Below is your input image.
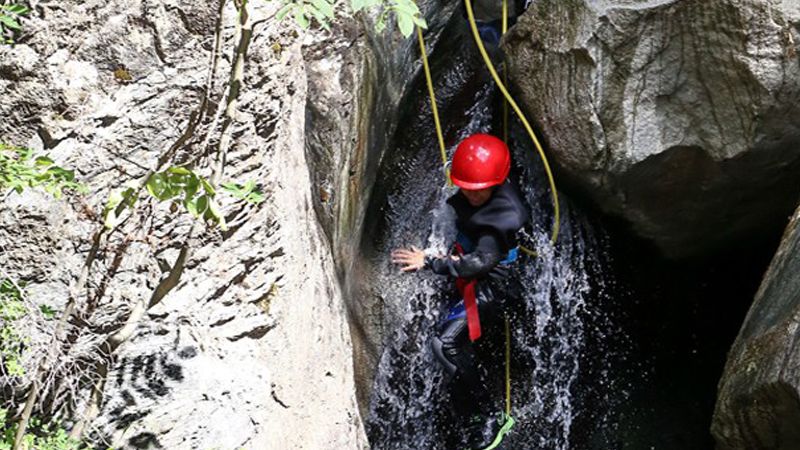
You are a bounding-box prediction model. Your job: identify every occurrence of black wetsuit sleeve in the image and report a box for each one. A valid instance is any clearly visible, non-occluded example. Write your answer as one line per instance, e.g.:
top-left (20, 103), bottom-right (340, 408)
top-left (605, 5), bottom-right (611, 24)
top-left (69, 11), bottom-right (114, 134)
top-left (424, 233), bottom-right (504, 278)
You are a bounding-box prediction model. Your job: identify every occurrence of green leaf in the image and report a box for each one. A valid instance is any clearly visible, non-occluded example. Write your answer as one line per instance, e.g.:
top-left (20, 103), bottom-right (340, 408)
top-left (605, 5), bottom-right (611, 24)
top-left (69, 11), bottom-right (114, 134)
top-left (167, 166), bottom-right (192, 176)
top-left (246, 191), bottom-right (266, 204)
top-left (185, 197), bottom-right (200, 217)
top-left (103, 191), bottom-right (124, 229)
top-left (305, 4), bottom-right (326, 24)
top-left (206, 198), bottom-right (228, 231)
top-left (412, 14), bottom-right (427, 28)
top-left (277, 2), bottom-right (295, 20)
top-left (39, 305), bottom-right (56, 319)
top-left (102, 187), bottom-right (136, 229)
top-left (294, 6), bottom-right (310, 28)
top-left (146, 173), bottom-right (170, 200)
top-left (393, 0), bottom-right (420, 16)
top-left (105, 190), bottom-right (123, 210)
top-left (200, 177), bottom-right (216, 195)
top-left (2, 5), bottom-right (29, 15)
top-left (0, 15), bottom-right (21, 30)
top-left (47, 166), bottom-right (75, 181)
top-left (205, 198), bottom-right (221, 221)
top-left (185, 175), bottom-right (200, 200)
top-left (121, 187), bottom-right (137, 207)
top-left (34, 156), bottom-right (54, 167)
top-left (397, 11), bottom-right (414, 37)
top-left (220, 182), bottom-right (242, 194)
top-left (17, 146), bottom-right (32, 160)
top-left (221, 180), bottom-right (265, 204)
top-left (351, 0), bottom-right (366, 12)
top-left (312, 0), bottom-right (334, 19)
top-left (195, 195), bottom-right (209, 215)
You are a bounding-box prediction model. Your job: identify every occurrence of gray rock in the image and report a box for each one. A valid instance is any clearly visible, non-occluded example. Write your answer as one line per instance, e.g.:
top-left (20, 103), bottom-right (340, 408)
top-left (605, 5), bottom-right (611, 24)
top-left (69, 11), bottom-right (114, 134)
top-left (504, 0), bottom-right (800, 259)
top-left (712, 203), bottom-right (800, 450)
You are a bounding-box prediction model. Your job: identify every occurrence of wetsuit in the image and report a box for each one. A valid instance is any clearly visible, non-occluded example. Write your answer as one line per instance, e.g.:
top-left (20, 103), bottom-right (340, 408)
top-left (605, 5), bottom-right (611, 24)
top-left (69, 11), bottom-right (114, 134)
top-left (424, 181), bottom-right (528, 417)
top-left (460, 0), bottom-right (525, 45)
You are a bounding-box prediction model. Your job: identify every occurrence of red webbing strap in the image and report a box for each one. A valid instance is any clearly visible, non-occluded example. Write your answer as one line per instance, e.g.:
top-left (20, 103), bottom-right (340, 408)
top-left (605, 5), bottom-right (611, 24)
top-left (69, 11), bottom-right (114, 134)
top-left (454, 243), bottom-right (482, 342)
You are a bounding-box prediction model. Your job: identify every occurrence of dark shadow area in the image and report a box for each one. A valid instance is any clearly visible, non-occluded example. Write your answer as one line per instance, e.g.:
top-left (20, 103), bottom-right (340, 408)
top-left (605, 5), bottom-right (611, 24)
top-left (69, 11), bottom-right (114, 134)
top-left (592, 214), bottom-right (785, 449)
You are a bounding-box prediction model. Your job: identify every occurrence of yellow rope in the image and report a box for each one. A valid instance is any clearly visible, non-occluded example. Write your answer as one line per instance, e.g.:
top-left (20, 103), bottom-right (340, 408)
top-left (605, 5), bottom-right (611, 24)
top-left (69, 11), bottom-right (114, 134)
top-left (501, 0), bottom-right (512, 420)
top-left (416, 26), bottom-right (451, 185)
top-left (465, 0), bottom-right (561, 245)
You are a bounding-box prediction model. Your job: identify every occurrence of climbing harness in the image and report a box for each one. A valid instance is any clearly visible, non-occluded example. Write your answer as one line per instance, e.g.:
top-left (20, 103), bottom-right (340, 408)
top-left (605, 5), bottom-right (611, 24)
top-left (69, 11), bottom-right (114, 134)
top-left (412, 0), bottom-right (562, 433)
top-left (450, 232), bottom-right (519, 343)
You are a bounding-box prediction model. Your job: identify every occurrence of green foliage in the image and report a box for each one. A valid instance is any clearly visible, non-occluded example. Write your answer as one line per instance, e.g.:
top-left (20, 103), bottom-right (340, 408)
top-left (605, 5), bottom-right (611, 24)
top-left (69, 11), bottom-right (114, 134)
top-left (0, 409), bottom-right (97, 450)
top-left (39, 304), bottom-right (56, 319)
top-left (102, 186), bottom-right (137, 229)
top-left (276, 0), bottom-right (336, 31)
top-left (276, 0), bottom-right (426, 38)
top-left (0, 3), bottom-right (29, 44)
top-left (220, 180), bottom-right (265, 204)
top-left (0, 279), bottom-right (27, 378)
top-left (367, 0), bottom-right (426, 36)
top-left (103, 167), bottom-right (226, 230)
top-left (145, 167), bottom-right (227, 229)
top-left (104, 167), bottom-right (265, 231)
top-left (0, 144), bottom-right (86, 199)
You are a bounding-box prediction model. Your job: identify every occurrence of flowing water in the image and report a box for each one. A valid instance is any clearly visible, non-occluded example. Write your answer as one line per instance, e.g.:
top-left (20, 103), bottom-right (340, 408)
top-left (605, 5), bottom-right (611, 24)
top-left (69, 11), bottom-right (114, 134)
top-left (362, 19), bottom-right (627, 450)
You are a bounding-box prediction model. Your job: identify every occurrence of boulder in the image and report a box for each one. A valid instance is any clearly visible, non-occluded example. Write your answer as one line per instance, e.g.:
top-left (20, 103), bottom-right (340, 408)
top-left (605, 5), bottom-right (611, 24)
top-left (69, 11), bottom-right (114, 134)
top-left (712, 203), bottom-right (800, 449)
top-left (504, 0), bottom-right (800, 259)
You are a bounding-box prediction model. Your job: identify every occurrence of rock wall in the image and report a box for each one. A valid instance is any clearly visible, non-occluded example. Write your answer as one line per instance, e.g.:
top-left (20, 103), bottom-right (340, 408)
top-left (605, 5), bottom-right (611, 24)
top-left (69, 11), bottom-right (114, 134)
top-left (504, 0), bottom-right (800, 259)
top-left (304, 0), bottom-right (459, 413)
top-left (0, 0), bottom-right (387, 448)
top-left (712, 202), bottom-right (800, 450)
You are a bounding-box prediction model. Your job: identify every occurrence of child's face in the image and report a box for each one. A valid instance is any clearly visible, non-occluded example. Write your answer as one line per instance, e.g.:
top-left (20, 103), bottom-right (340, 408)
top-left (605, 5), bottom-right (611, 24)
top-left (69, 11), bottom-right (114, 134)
top-left (461, 187), bottom-right (493, 207)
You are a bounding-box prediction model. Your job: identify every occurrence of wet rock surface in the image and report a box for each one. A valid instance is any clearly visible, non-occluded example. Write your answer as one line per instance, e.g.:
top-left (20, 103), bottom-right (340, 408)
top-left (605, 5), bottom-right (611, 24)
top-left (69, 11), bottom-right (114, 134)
top-left (504, 0), bottom-right (800, 259)
top-left (713, 203), bottom-right (800, 450)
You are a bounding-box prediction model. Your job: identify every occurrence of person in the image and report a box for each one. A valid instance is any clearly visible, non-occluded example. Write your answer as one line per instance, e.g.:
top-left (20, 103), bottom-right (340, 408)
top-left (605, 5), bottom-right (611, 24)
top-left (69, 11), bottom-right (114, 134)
top-left (462, 0), bottom-right (526, 46)
top-left (391, 133), bottom-right (528, 450)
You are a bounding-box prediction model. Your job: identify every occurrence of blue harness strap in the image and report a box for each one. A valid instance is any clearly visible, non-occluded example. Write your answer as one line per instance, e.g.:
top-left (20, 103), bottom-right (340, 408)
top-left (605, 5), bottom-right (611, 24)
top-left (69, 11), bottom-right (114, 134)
top-left (445, 300), bottom-right (467, 322)
top-left (501, 247), bottom-right (518, 265)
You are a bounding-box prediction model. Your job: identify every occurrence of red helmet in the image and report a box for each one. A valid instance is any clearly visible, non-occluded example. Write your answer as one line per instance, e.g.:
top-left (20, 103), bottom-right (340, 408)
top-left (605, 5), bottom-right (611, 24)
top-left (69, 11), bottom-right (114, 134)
top-left (450, 133), bottom-right (511, 190)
